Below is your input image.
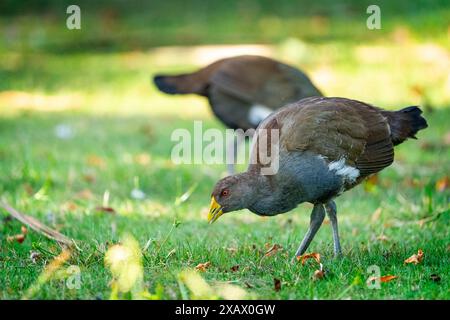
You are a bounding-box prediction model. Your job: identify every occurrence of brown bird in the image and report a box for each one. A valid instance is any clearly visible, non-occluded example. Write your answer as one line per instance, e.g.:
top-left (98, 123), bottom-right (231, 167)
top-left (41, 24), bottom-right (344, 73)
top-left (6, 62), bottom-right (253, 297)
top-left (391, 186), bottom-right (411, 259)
top-left (154, 55), bottom-right (322, 173)
top-left (208, 97), bottom-right (428, 257)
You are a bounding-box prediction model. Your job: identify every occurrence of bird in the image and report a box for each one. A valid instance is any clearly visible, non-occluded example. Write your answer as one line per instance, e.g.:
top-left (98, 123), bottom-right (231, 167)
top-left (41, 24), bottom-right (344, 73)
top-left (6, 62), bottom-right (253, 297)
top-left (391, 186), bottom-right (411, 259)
top-left (153, 55), bottom-right (322, 173)
top-left (207, 97), bottom-right (428, 258)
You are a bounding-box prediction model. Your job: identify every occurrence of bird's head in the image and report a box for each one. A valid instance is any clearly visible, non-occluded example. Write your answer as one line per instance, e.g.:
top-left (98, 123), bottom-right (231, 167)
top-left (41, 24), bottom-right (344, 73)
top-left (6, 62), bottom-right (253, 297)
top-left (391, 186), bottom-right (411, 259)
top-left (208, 173), bottom-right (256, 223)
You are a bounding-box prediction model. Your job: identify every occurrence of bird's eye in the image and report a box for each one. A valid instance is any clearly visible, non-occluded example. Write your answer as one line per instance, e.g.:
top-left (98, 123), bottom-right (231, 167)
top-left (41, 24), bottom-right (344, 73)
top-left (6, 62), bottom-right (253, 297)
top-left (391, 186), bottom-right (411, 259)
top-left (221, 189), bottom-right (229, 197)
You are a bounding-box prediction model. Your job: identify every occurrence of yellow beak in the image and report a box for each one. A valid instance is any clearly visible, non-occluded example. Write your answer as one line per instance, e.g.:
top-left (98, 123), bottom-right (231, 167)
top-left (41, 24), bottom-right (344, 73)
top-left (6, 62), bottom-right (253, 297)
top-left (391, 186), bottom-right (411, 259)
top-left (208, 196), bottom-right (223, 223)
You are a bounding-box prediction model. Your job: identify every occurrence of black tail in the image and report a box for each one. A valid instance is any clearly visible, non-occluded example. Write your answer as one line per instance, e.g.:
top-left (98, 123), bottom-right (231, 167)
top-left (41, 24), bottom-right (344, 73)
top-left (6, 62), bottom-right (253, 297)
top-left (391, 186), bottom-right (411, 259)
top-left (382, 106), bottom-right (428, 146)
top-left (153, 75), bottom-right (181, 94)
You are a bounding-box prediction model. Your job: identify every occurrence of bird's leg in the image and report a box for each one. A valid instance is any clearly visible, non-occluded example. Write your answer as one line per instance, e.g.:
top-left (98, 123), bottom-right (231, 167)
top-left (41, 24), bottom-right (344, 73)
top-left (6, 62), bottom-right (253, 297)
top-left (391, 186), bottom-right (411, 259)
top-left (325, 200), bottom-right (342, 257)
top-left (294, 204), bottom-right (325, 258)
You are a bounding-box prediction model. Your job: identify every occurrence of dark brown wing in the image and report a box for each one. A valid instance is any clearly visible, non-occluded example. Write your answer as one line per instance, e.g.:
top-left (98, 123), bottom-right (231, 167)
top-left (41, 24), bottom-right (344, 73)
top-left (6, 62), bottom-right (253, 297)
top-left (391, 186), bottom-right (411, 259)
top-left (259, 97), bottom-right (394, 179)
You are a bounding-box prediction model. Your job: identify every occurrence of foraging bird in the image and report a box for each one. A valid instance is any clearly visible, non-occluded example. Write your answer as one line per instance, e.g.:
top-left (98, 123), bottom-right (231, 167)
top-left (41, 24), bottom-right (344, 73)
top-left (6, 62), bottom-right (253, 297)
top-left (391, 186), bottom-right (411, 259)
top-left (208, 97), bottom-right (428, 257)
top-left (153, 55), bottom-right (322, 173)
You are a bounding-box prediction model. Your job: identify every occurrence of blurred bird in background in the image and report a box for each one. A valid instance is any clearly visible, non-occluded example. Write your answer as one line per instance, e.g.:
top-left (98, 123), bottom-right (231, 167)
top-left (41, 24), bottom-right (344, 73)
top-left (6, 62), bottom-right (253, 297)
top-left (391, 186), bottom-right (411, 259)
top-left (153, 55), bottom-right (322, 173)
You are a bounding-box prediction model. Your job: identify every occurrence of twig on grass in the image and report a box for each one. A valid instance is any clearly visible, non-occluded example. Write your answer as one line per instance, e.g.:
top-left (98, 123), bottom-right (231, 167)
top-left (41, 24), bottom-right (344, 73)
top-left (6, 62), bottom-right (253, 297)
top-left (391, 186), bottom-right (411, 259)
top-left (0, 200), bottom-right (75, 247)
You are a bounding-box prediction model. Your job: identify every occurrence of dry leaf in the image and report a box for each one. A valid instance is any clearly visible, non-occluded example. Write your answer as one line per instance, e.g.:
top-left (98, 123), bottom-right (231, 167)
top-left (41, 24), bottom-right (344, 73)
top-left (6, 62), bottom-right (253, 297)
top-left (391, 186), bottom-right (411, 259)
top-left (312, 269), bottom-right (325, 280)
top-left (76, 189), bottom-right (94, 200)
top-left (377, 234), bottom-right (390, 242)
top-left (230, 265), bottom-right (240, 272)
top-left (380, 275), bottom-right (398, 282)
top-left (195, 262), bottom-right (211, 272)
top-left (264, 244), bottom-right (282, 257)
top-left (296, 252), bottom-right (321, 265)
top-left (95, 206), bottom-right (116, 214)
top-left (367, 275), bottom-right (398, 284)
top-left (435, 176), bottom-right (449, 192)
top-left (21, 226), bottom-right (28, 235)
top-left (404, 249), bottom-right (424, 265)
top-left (371, 207), bottom-right (382, 223)
top-left (7, 234), bottom-right (26, 244)
top-left (226, 247), bottom-right (238, 255)
top-left (274, 278), bottom-right (281, 292)
top-left (86, 155), bottom-right (106, 168)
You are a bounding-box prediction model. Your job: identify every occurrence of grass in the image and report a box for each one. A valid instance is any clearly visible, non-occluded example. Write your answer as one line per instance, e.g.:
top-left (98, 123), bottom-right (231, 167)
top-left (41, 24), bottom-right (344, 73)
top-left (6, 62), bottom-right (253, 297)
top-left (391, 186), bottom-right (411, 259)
top-left (0, 0), bottom-right (449, 300)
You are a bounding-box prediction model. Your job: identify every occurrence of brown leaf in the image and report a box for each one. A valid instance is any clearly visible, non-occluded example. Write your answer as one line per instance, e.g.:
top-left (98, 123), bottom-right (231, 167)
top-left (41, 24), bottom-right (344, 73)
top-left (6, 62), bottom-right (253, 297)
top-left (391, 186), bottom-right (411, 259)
top-left (195, 261), bottom-right (211, 272)
top-left (76, 189), bottom-right (94, 200)
top-left (380, 275), bottom-right (398, 282)
top-left (21, 226), bottom-right (28, 235)
top-left (274, 278), bottom-right (281, 292)
top-left (312, 269), bottom-right (325, 280)
top-left (264, 244), bottom-right (282, 257)
top-left (435, 176), bottom-right (449, 192)
top-left (86, 155), bottom-right (106, 169)
top-left (296, 252), bottom-right (321, 265)
top-left (95, 206), bottom-right (116, 214)
top-left (376, 234), bottom-right (390, 242)
top-left (404, 249), bottom-right (424, 265)
top-left (367, 275), bottom-right (398, 284)
top-left (230, 265), bottom-right (240, 272)
top-left (8, 234), bottom-right (26, 244)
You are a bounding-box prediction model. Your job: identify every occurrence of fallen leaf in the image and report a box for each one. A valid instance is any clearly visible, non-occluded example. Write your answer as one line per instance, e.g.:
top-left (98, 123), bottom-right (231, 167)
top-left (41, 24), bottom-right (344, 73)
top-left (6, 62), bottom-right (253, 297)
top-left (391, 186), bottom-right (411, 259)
top-left (195, 262), bottom-right (211, 272)
top-left (435, 176), bottom-right (449, 192)
top-left (230, 265), bottom-right (240, 272)
top-left (21, 226), bottom-right (28, 235)
top-left (264, 244), bottom-right (282, 257)
top-left (274, 278), bottom-right (281, 292)
top-left (76, 189), bottom-right (94, 200)
top-left (135, 153), bottom-right (151, 166)
top-left (404, 249), bottom-right (424, 265)
top-left (312, 269), bottom-right (325, 280)
top-left (83, 173), bottom-right (96, 183)
top-left (371, 207), bottom-right (382, 223)
top-left (430, 274), bottom-right (441, 282)
top-left (86, 155), bottom-right (106, 169)
top-left (95, 206), bottom-right (116, 214)
top-left (226, 247), bottom-right (238, 255)
top-left (367, 275), bottom-right (398, 284)
top-left (380, 275), bottom-right (398, 282)
top-left (377, 234), bottom-right (390, 242)
top-left (7, 234), bottom-right (26, 244)
top-left (296, 252), bottom-right (321, 265)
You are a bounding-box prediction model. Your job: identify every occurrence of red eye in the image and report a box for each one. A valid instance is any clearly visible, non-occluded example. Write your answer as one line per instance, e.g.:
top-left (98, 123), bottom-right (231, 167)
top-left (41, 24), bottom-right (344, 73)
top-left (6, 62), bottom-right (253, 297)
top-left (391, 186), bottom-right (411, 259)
top-left (221, 189), bottom-right (229, 197)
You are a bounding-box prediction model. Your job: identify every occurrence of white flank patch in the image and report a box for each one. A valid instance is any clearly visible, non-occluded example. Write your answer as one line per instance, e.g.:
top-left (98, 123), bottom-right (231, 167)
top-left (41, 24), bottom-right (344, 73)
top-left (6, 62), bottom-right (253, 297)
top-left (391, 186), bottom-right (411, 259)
top-left (328, 158), bottom-right (360, 183)
top-left (248, 105), bottom-right (273, 126)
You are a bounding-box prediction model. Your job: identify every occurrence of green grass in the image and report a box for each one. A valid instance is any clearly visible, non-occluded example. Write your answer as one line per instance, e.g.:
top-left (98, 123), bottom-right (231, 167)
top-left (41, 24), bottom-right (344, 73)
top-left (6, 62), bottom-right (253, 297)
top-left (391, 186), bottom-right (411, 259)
top-left (0, 0), bottom-right (449, 300)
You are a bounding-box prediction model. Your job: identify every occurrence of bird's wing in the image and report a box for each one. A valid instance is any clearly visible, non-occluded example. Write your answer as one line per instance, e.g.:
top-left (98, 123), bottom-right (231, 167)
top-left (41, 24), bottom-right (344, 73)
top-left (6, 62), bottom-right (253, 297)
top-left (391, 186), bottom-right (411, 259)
top-left (209, 56), bottom-right (300, 108)
top-left (252, 97), bottom-right (394, 178)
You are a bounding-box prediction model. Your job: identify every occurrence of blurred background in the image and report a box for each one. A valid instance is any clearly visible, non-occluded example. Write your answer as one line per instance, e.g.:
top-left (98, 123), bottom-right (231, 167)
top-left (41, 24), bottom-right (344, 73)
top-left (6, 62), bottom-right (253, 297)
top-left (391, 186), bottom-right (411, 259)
top-left (0, 0), bottom-right (449, 300)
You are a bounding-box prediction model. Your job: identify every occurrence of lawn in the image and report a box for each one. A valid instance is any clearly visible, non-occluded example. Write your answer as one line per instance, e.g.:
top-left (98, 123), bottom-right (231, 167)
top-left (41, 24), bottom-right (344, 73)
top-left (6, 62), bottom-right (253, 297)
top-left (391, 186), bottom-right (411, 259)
top-left (0, 0), bottom-right (449, 300)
